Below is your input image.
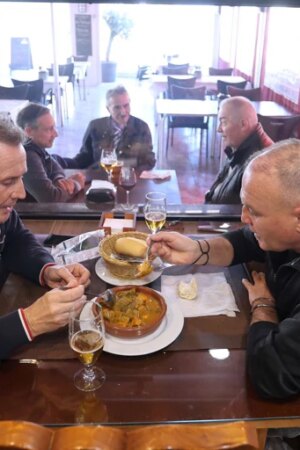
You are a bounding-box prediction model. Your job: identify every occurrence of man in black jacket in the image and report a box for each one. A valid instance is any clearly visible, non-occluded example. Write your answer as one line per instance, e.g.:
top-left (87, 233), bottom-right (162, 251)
top-left (205, 96), bottom-right (273, 204)
top-left (56, 85), bottom-right (156, 173)
top-left (0, 118), bottom-right (90, 359)
top-left (150, 138), bottom-right (300, 401)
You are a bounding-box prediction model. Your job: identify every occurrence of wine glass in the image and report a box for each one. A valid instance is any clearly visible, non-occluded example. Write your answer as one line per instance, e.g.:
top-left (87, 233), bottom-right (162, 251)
top-left (100, 148), bottom-right (117, 181)
top-left (144, 192), bottom-right (167, 234)
top-left (118, 166), bottom-right (137, 211)
top-left (69, 300), bottom-right (106, 392)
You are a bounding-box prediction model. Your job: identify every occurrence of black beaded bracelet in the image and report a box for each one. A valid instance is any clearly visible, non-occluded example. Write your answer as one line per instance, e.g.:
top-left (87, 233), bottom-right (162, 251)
top-left (192, 239), bottom-right (210, 265)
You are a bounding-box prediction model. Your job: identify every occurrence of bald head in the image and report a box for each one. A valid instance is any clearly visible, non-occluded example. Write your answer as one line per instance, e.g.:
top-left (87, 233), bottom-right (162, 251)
top-left (245, 138), bottom-right (300, 206)
top-left (218, 96), bottom-right (258, 149)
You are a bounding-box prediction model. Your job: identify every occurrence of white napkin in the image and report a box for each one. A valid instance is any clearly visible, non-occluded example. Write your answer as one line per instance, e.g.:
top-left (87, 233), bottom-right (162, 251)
top-left (86, 180), bottom-right (115, 194)
top-left (140, 170), bottom-right (171, 180)
top-left (161, 272), bottom-right (239, 318)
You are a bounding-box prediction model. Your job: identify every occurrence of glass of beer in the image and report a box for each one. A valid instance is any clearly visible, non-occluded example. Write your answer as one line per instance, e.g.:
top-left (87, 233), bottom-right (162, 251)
top-left (69, 301), bottom-right (106, 392)
top-left (100, 148), bottom-right (117, 180)
top-left (144, 192), bottom-right (167, 234)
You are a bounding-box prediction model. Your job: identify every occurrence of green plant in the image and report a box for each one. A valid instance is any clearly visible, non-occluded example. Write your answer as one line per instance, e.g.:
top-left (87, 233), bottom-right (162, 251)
top-left (103, 10), bottom-right (134, 62)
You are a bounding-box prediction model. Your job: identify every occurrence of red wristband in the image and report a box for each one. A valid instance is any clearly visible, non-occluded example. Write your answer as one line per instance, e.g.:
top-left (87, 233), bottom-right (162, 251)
top-left (19, 308), bottom-right (33, 341)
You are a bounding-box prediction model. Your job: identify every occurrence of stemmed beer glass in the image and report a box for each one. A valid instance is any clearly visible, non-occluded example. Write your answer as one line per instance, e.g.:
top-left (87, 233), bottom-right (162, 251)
top-left (144, 192), bottom-right (167, 234)
top-left (100, 148), bottom-right (117, 181)
top-left (69, 301), bottom-right (106, 392)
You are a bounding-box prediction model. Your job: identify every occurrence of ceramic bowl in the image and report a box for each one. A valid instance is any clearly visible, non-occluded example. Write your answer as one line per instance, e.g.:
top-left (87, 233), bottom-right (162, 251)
top-left (97, 286), bottom-right (167, 339)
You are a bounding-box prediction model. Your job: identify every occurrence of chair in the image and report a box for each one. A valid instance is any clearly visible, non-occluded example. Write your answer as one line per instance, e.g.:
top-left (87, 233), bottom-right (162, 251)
top-left (11, 78), bottom-right (44, 103)
top-left (162, 64), bottom-right (189, 75)
top-left (0, 84), bottom-right (29, 100)
top-left (166, 84), bottom-right (209, 157)
top-left (227, 86), bottom-right (262, 101)
top-left (167, 75), bottom-right (196, 95)
top-left (137, 65), bottom-right (151, 80)
top-left (257, 114), bottom-right (300, 142)
top-left (209, 67), bottom-right (234, 76)
top-left (217, 79), bottom-right (247, 99)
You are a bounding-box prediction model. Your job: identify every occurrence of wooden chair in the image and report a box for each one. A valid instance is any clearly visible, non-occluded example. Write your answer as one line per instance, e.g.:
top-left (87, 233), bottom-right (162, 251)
top-left (0, 84), bottom-right (29, 100)
top-left (227, 86), bottom-right (262, 101)
top-left (0, 421), bottom-right (267, 450)
top-left (11, 78), bottom-right (44, 103)
top-left (167, 85), bottom-right (210, 157)
top-left (209, 67), bottom-right (234, 76)
top-left (257, 114), bottom-right (300, 142)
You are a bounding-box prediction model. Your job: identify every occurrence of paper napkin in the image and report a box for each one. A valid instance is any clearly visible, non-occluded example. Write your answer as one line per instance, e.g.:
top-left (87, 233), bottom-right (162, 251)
top-left (161, 272), bottom-right (239, 318)
top-left (140, 170), bottom-right (171, 180)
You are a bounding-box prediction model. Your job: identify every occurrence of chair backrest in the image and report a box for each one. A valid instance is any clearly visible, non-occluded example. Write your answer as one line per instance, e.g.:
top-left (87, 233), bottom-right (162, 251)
top-left (209, 67), bottom-right (234, 76)
top-left (227, 86), bottom-right (262, 101)
top-left (162, 65), bottom-right (189, 75)
top-left (12, 78), bottom-right (44, 103)
top-left (48, 63), bottom-right (75, 83)
top-left (258, 114), bottom-right (300, 142)
top-left (167, 76), bottom-right (196, 98)
top-left (217, 79), bottom-right (247, 96)
top-left (0, 84), bottom-right (29, 100)
top-left (171, 85), bottom-right (206, 100)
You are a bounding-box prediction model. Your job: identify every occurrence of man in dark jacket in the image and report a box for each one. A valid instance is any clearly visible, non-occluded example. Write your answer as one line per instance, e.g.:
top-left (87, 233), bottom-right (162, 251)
top-left (205, 96), bottom-right (273, 204)
top-left (150, 138), bottom-right (300, 401)
top-left (16, 103), bottom-right (85, 202)
top-left (0, 118), bottom-right (90, 359)
top-left (56, 85), bottom-right (156, 173)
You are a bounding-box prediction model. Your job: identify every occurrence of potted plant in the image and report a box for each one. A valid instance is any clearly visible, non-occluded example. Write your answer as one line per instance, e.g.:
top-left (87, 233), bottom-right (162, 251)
top-left (101, 10), bottom-right (133, 82)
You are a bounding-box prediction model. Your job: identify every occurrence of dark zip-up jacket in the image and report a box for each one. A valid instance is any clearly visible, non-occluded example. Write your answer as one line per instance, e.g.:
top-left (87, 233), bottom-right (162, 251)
top-left (205, 123), bottom-right (273, 204)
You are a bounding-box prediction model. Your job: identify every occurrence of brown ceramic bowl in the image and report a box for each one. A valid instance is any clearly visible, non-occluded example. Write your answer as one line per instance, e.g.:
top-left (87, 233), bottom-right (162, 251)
top-left (97, 286), bottom-right (167, 339)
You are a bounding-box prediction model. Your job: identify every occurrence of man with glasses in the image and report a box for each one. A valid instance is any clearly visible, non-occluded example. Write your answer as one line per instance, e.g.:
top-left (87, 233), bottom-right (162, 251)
top-left (16, 103), bottom-right (85, 202)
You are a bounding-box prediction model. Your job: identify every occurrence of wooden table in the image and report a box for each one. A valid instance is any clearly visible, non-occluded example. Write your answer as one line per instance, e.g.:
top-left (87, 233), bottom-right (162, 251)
top-left (0, 225), bottom-right (300, 431)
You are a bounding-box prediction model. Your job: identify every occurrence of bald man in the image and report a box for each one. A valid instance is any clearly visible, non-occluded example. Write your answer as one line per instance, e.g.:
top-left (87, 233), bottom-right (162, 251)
top-left (205, 96), bottom-right (273, 204)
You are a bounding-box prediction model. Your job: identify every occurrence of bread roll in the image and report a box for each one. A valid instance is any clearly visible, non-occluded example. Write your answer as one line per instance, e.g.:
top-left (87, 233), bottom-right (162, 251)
top-left (115, 237), bottom-right (147, 258)
top-left (178, 277), bottom-right (198, 300)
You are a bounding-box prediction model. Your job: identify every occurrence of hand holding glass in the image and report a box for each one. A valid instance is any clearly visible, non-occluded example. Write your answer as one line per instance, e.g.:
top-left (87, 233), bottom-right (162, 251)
top-left (144, 192), bottom-right (167, 234)
top-left (69, 301), bottom-right (105, 392)
top-left (100, 148), bottom-right (117, 180)
top-left (119, 167), bottom-right (137, 211)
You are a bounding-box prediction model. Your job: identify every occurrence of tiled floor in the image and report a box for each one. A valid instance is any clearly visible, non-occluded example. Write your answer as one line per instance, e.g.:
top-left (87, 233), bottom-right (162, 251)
top-left (52, 77), bottom-right (221, 204)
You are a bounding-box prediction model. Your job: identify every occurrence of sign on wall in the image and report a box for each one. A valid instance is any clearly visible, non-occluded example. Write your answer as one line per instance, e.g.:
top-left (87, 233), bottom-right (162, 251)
top-left (75, 14), bottom-right (92, 57)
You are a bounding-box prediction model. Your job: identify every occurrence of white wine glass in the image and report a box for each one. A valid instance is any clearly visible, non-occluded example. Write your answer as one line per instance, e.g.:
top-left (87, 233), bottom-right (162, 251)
top-left (119, 166), bottom-right (137, 211)
top-left (69, 301), bottom-right (105, 392)
top-left (100, 148), bottom-right (117, 181)
top-left (144, 192), bottom-right (167, 234)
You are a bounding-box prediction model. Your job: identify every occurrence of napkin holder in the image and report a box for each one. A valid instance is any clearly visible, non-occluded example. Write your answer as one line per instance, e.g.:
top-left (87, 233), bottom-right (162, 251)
top-left (99, 212), bottom-right (136, 235)
top-left (86, 180), bottom-right (115, 203)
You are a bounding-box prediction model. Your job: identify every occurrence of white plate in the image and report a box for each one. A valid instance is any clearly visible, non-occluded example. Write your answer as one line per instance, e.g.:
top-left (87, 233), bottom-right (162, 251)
top-left (103, 297), bottom-right (184, 356)
top-left (95, 257), bottom-right (162, 286)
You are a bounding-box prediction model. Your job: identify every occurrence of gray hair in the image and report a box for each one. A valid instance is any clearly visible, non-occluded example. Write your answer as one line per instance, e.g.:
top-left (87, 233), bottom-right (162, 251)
top-left (106, 85), bottom-right (129, 105)
top-left (247, 138), bottom-right (300, 204)
top-left (16, 102), bottom-right (51, 129)
top-left (0, 117), bottom-right (24, 146)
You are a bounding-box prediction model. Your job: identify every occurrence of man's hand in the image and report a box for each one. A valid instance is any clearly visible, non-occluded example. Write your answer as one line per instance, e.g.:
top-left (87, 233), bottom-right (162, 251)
top-left (148, 231), bottom-right (200, 265)
top-left (242, 271), bottom-right (273, 307)
top-left (24, 285), bottom-right (86, 338)
top-left (56, 178), bottom-right (76, 195)
top-left (69, 172), bottom-right (86, 189)
top-left (42, 263), bottom-right (90, 289)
